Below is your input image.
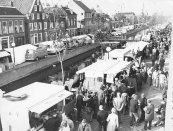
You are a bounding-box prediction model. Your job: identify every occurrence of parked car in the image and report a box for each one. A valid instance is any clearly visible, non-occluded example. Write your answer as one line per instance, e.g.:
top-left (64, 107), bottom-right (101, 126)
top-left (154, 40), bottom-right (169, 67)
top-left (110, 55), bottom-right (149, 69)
top-left (25, 47), bottom-right (47, 61)
top-left (39, 41), bottom-right (64, 54)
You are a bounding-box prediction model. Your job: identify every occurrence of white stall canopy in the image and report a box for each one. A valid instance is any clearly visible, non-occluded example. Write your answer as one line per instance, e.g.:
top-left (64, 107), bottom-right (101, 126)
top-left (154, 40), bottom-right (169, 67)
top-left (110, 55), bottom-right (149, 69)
top-left (109, 48), bottom-right (131, 60)
top-left (104, 61), bottom-right (132, 83)
top-left (76, 60), bottom-right (121, 78)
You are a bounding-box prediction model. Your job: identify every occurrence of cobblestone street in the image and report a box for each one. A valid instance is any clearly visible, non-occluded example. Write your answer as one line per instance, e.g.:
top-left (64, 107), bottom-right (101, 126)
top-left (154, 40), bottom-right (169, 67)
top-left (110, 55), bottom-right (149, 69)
top-left (73, 54), bottom-right (169, 131)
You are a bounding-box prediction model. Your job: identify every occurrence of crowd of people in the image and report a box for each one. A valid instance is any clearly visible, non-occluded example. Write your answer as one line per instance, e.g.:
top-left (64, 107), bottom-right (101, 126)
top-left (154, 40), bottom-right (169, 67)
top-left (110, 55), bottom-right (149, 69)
top-left (43, 28), bottom-right (171, 131)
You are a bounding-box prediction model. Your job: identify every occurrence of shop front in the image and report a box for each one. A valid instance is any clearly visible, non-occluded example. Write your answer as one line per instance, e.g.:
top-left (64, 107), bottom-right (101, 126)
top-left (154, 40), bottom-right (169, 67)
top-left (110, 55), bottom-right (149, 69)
top-left (0, 36), bottom-right (10, 50)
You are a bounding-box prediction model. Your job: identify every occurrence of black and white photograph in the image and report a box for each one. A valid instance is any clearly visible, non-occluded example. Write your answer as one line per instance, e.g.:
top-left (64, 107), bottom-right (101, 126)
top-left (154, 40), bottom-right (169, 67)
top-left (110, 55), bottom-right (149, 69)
top-left (0, 0), bottom-right (172, 131)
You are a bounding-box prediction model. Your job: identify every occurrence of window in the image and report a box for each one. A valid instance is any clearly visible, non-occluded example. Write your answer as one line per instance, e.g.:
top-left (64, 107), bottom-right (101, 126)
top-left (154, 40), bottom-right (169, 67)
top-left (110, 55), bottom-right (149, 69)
top-left (2, 21), bottom-right (8, 34)
top-left (97, 77), bottom-right (103, 82)
top-left (61, 22), bottom-right (64, 27)
top-left (85, 13), bottom-right (87, 18)
top-left (0, 22), bottom-right (2, 35)
top-left (42, 13), bottom-right (45, 19)
top-left (44, 22), bottom-right (47, 30)
top-left (34, 22), bottom-right (37, 30)
top-left (14, 21), bottom-right (19, 33)
top-left (38, 22), bottom-right (42, 30)
top-left (19, 20), bottom-right (24, 32)
top-left (50, 22), bottom-right (54, 29)
top-left (68, 20), bottom-right (70, 26)
top-left (81, 13), bottom-right (83, 15)
top-left (44, 32), bottom-right (48, 41)
top-left (39, 5), bottom-right (42, 11)
top-left (38, 33), bottom-right (42, 42)
top-left (34, 5), bottom-right (37, 11)
top-left (29, 23), bottom-right (33, 31)
top-left (74, 18), bottom-right (76, 26)
top-left (8, 21), bottom-right (13, 33)
top-left (71, 19), bottom-right (73, 26)
top-left (30, 34), bottom-right (34, 44)
top-left (37, 13), bottom-right (40, 19)
top-left (31, 13), bottom-right (34, 20)
top-left (34, 33), bottom-right (38, 44)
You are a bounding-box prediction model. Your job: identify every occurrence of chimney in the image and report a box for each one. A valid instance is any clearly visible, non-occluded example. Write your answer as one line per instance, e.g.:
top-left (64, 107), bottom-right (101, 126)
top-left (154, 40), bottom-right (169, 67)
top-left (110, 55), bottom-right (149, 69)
top-left (9, 1), bottom-right (14, 7)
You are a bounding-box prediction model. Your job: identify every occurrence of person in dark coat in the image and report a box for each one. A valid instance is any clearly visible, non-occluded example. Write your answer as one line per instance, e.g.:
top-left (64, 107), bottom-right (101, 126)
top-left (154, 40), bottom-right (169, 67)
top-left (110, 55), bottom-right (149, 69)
top-left (97, 105), bottom-right (108, 131)
top-left (136, 70), bottom-right (143, 91)
top-left (129, 95), bottom-right (140, 126)
top-left (87, 95), bottom-right (95, 121)
top-left (127, 82), bottom-right (136, 101)
top-left (142, 100), bottom-right (155, 130)
top-left (76, 91), bottom-right (83, 122)
top-left (43, 114), bottom-right (59, 131)
top-left (139, 93), bottom-right (147, 123)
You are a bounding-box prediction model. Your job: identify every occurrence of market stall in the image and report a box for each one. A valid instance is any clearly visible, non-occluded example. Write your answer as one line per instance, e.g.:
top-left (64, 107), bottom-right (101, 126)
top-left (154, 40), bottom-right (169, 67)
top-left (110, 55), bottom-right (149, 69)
top-left (109, 48), bottom-right (131, 60)
top-left (0, 82), bottom-right (73, 131)
top-left (76, 60), bottom-right (131, 101)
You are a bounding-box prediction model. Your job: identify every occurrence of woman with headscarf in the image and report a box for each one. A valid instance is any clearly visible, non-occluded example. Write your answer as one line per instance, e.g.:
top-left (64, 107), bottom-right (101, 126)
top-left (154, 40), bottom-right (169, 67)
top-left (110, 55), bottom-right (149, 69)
top-left (106, 108), bottom-right (119, 131)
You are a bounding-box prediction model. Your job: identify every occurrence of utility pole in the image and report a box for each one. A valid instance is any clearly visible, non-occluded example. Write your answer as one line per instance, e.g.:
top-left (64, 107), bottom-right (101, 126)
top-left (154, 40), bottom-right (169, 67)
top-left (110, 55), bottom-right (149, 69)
top-left (165, 19), bottom-right (173, 130)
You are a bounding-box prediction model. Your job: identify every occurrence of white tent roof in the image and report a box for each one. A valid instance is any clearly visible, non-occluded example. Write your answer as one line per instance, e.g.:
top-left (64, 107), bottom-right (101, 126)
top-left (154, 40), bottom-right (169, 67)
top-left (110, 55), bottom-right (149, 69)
top-left (76, 60), bottom-right (121, 78)
top-left (104, 61), bottom-right (132, 83)
top-left (109, 49), bottom-right (130, 58)
top-left (125, 41), bottom-right (150, 52)
top-left (0, 82), bottom-right (72, 114)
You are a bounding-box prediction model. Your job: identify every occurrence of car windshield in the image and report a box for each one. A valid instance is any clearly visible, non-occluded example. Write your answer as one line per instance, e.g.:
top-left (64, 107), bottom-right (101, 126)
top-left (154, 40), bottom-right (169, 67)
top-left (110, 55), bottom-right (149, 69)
top-left (27, 50), bottom-right (34, 54)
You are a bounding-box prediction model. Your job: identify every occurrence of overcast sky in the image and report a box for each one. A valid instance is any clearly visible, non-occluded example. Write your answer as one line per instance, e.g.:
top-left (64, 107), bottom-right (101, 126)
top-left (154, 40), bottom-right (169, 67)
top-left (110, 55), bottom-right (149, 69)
top-left (41, 0), bottom-right (173, 17)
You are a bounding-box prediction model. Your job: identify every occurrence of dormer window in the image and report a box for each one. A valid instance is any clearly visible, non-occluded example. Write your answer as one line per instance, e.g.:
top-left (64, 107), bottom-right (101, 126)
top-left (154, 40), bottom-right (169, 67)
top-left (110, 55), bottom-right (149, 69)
top-left (34, 5), bottom-right (37, 11)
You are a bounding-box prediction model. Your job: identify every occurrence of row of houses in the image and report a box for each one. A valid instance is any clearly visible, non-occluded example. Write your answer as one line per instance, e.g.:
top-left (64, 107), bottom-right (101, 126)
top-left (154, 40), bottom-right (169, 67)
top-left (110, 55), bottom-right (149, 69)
top-left (0, 0), bottom-right (93, 50)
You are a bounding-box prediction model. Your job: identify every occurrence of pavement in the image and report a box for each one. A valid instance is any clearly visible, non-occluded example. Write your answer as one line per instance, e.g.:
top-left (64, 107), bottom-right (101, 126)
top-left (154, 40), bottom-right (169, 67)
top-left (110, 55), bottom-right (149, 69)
top-left (73, 53), bottom-right (170, 131)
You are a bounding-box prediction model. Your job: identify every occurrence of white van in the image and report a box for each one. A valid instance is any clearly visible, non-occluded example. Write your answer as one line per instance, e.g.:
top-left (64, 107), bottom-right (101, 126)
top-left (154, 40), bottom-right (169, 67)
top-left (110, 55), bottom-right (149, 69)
top-left (39, 41), bottom-right (64, 54)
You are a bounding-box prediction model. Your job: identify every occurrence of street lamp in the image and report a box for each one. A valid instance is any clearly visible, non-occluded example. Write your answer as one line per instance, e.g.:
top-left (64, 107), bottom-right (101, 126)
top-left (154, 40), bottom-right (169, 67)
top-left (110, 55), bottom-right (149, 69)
top-left (106, 46), bottom-right (111, 60)
top-left (11, 42), bottom-right (15, 67)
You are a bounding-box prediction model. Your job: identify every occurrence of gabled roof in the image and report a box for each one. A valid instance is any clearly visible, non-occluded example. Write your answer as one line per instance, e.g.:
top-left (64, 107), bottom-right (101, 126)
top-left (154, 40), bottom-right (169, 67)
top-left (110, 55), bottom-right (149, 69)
top-left (73, 0), bottom-right (91, 12)
top-left (62, 6), bottom-right (77, 15)
top-left (0, 6), bottom-right (24, 16)
top-left (0, 0), bottom-right (35, 15)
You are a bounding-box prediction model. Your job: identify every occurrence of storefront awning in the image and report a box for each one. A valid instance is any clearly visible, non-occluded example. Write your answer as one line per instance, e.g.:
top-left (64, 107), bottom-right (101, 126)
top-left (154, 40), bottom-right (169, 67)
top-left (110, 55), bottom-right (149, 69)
top-left (0, 51), bottom-right (10, 58)
top-left (28, 90), bottom-right (72, 114)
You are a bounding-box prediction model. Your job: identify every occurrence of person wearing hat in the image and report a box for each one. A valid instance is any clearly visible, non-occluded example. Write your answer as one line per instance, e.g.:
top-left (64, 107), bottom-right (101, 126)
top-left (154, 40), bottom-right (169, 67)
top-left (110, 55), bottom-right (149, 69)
top-left (97, 105), bottom-right (108, 131)
top-left (142, 100), bottom-right (155, 131)
top-left (139, 93), bottom-right (147, 123)
top-left (78, 119), bottom-right (92, 131)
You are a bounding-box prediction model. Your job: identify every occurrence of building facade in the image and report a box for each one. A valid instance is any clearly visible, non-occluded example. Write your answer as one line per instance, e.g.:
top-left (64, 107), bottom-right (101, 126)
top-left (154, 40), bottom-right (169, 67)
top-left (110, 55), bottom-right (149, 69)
top-left (44, 7), bottom-right (66, 41)
top-left (0, 6), bottom-right (25, 50)
top-left (62, 6), bottom-right (77, 37)
top-left (0, 0), bottom-right (48, 45)
top-left (68, 0), bottom-right (92, 35)
top-left (117, 12), bottom-right (135, 25)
